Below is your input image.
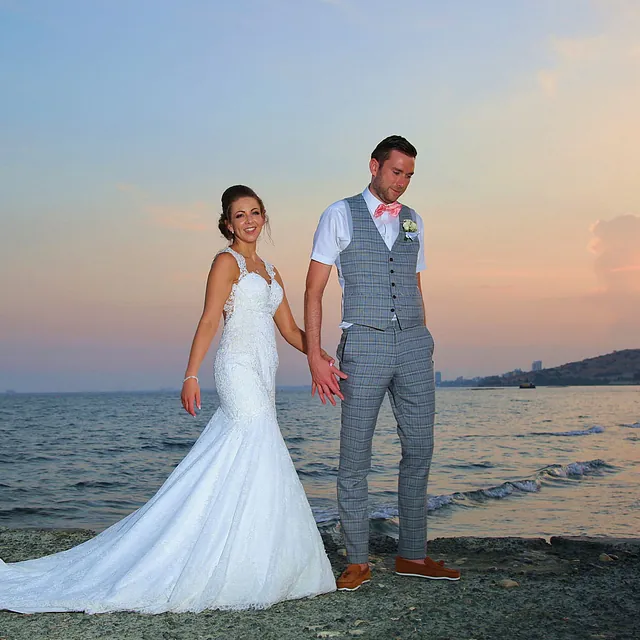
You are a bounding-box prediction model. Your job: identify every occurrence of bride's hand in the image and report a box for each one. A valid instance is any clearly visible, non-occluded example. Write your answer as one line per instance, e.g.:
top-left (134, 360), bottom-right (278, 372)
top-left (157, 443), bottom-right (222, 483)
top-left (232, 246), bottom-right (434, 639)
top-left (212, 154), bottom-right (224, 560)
top-left (320, 349), bottom-right (334, 366)
top-left (181, 379), bottom-right (201, 417)
top-left (310, 349), bottom-right (348, 405)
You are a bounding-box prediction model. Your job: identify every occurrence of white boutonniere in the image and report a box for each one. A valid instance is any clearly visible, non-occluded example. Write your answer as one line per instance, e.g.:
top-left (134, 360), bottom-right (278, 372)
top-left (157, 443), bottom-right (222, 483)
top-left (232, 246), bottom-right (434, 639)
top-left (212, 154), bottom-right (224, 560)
top-left (402, 219), bottom-right (418, 241)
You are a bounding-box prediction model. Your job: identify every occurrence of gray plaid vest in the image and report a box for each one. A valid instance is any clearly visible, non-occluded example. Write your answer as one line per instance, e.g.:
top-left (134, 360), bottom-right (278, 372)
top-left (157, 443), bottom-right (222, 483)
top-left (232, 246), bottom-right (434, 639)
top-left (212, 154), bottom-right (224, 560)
top-left (340, 194), bottom-right (424, 330)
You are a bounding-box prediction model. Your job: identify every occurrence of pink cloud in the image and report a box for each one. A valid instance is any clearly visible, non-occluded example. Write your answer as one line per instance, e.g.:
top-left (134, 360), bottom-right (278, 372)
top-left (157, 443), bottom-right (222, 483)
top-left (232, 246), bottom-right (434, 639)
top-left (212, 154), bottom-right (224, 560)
top-left (611, 264), bottom-right (640, 273)
top-left (585, 214), bottom-right (640, 344)
top-left (144, 202), bottom-right (215, 232)
top-left (114, 183), bottom-right (216, 232)
top-left (589, 214), bottom-right (640, 291)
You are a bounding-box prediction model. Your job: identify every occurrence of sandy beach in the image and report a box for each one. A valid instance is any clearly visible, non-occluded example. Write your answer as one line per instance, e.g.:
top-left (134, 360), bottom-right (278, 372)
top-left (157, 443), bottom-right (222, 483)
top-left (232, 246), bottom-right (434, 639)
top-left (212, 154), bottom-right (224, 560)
top-left (1, 527), bottom-right (638, 640)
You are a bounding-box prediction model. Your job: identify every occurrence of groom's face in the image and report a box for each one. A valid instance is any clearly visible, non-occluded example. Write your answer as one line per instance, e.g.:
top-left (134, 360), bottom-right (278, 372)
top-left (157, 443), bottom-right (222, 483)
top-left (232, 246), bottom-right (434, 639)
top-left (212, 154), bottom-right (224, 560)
top-left (369, 150), bottom-right (415, 204)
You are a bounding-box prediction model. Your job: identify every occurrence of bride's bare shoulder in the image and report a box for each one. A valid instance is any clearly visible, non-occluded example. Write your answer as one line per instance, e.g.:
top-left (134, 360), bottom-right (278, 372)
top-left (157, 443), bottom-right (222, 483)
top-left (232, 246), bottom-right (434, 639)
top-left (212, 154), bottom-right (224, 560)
top-left (210, 251), bottom-right (239, 280)
top-left (212, 250), bottom-right (235, 265)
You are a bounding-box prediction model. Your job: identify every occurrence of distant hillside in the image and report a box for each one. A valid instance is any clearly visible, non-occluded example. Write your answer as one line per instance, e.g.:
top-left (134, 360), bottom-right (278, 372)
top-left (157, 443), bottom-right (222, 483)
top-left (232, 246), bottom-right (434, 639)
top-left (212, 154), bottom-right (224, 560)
top-left (479, 349), bottom-right (640, 387)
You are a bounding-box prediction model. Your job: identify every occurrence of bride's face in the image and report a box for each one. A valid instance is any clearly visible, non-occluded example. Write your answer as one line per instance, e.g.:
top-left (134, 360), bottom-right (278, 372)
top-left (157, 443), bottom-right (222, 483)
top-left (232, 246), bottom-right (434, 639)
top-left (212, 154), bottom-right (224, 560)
top-left (228, 196), bottom-right (265, 243)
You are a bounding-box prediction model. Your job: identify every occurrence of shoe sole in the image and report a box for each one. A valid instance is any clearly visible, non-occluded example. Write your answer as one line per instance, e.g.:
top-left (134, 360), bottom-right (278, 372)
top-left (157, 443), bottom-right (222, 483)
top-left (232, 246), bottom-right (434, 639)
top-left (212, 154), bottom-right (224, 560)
top-left (337, 579), bottom-right (371, 591)
top-left (395, 571), bottom-right (460, 581)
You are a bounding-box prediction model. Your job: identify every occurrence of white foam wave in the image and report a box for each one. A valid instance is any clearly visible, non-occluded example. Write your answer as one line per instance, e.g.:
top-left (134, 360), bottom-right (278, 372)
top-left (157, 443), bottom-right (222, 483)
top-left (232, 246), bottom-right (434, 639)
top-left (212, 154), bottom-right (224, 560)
top-left (428, 494), bottom-right (456, 510)
top-left (312, 459), bottom-right (612, 526)
top-left (542, 459), bottom-right (609, 478)
top-left (370, 505), bottom-right (398, 520)
top-left (482, 484), bottom-right (515, 499)
top-left (511, 479), bottom-right (542, 492)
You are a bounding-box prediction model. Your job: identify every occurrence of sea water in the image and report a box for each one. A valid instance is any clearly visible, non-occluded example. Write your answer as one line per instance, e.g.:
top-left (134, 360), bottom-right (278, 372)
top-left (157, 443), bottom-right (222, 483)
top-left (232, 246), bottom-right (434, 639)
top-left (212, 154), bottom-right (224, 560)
top-left (1, 386), bottom-right (638, 539)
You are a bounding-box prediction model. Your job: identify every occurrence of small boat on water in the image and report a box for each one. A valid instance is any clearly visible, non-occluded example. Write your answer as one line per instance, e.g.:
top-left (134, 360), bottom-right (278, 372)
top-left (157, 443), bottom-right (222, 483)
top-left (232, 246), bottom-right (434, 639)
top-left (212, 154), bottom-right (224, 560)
top-left (519, 381), bottom-right (536, 389)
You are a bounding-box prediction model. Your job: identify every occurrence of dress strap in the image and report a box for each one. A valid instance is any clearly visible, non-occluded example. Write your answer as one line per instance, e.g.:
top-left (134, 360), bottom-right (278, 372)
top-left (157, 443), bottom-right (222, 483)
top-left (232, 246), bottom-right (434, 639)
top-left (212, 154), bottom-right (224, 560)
top-left (264, 260), bottom-right (276, 283)
top-left (220, 247), bottom-right (248, 279)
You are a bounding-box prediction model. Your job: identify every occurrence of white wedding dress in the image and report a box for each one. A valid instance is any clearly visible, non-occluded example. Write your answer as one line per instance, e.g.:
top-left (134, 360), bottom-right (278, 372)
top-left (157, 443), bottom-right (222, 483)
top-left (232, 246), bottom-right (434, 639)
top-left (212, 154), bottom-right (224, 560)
top-left (0, 247), bottom-right (336, 613)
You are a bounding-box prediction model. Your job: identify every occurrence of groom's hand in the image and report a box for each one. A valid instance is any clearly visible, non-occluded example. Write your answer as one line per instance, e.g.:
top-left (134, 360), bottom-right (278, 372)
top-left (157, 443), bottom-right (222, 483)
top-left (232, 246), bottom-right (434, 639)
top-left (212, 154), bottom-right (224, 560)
top-left (309, 352), bottom-right (347, 405)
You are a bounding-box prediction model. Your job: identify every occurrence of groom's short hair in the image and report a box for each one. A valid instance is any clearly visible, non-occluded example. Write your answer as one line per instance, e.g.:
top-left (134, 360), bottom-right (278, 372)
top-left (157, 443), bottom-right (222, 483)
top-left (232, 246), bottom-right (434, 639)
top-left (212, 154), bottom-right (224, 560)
top-left (371, 135), bottom-right (418, 167)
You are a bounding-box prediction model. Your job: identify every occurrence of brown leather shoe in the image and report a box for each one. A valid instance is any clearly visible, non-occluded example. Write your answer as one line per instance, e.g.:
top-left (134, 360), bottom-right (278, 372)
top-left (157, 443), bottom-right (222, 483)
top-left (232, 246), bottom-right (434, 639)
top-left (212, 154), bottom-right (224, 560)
top-left (336, 564), bottom-right (371, 591)
top-left (395, 556), bottom-right (461, 581)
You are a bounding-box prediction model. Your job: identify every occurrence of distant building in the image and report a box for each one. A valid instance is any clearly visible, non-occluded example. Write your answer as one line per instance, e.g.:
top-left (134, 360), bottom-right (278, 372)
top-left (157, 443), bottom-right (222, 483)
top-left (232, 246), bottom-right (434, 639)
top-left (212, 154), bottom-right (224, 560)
top-left (532, 360), bottom-right (543, 371)
top-left (504, 368), bottom-right (523, 377)
top-left (435, 371), bottom-right (442, 386)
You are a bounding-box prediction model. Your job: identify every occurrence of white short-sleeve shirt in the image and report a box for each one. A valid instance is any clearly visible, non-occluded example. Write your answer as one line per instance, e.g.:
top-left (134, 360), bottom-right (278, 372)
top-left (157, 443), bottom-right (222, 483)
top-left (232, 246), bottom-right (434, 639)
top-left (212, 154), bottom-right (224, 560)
top-left (311, 187), bottom-right (427, 285)
top-left (311, 187), bottom-right (426, 327)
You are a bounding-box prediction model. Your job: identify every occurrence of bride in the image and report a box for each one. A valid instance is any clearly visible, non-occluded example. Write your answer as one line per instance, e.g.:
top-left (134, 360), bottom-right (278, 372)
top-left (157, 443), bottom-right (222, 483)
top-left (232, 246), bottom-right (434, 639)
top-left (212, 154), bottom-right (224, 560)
top-left (0, 185), bottom-right (343, 613)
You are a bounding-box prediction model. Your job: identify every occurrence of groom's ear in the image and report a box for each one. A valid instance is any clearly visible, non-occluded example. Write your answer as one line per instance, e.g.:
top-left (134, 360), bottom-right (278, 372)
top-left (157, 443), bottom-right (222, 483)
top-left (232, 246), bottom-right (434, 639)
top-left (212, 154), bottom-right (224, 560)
top-left (369, 157), bottom-right (380, 177)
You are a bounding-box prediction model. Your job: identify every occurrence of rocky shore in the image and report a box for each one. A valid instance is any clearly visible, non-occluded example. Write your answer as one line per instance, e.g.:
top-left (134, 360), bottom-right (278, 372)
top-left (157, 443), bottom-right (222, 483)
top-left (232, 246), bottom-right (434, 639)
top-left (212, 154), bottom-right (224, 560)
top-left (1, 527), bottom-right (638, 640)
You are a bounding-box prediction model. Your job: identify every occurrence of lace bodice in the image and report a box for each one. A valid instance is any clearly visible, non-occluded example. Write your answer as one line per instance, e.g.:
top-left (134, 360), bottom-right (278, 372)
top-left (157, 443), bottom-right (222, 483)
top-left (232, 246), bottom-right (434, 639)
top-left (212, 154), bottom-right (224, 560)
top-left (213, 247), bottom-right (284, 423)
top-left (219, 247), bottom-right (283, 321)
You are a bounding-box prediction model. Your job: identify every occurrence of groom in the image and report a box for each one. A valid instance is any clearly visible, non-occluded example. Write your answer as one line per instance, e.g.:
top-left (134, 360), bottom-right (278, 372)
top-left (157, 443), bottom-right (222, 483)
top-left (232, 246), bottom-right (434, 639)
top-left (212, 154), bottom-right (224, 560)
top-left (304, 135), bottom-right (460, 590)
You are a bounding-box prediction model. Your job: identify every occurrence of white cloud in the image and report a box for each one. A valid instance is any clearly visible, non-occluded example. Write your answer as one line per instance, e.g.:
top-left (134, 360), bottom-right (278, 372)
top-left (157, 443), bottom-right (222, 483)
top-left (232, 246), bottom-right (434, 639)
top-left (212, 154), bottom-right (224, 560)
top-left (537, 69), bottom-right (559, 97)
top-left (552, 35), bottom-right (606, 63)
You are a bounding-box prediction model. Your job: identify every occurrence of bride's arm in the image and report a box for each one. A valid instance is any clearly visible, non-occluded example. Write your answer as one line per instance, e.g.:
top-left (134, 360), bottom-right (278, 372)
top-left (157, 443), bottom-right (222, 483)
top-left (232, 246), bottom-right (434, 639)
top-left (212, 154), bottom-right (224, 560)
top-left (272, 269), bottom-right (334, 360)
top-left (272, 270), bottom-right (346, 384)
top-left (272, 268), bottom-right (308, 354)
top-left (181, 253), bottom-right (237, 416)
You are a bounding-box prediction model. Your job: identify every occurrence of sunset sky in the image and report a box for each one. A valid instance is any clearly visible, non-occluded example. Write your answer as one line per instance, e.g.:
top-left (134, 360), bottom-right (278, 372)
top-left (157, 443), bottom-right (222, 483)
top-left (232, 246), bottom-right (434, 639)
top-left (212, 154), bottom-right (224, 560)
top-left (1, 0), bottom-right (639, 392)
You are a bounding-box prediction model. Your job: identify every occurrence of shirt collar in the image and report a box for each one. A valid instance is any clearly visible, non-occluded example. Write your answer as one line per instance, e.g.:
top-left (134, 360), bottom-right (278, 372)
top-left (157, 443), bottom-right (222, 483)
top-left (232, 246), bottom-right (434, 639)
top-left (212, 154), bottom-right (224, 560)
top-left (362, 186), bottom-right (383, 216)
top-left (362, 186), bottom-right (401, 219)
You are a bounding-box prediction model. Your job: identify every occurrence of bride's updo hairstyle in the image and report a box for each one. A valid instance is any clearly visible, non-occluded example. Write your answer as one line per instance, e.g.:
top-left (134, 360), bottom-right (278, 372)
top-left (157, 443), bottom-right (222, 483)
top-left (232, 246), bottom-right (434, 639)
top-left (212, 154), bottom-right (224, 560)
top-left (218, 185), bottom-right (268, 242)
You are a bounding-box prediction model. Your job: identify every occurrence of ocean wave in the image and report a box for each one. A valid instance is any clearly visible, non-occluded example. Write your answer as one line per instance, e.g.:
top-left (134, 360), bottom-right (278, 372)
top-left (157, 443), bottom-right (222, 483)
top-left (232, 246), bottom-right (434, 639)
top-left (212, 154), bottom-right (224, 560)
top-left (72, 481), bottom-right (124, 489)
top-left (540, 459), bottom-right (611, 478)
top-left (164, 439), bottom-right (195, 448)
top-left (526, 425), bottom-right (605, 437)
top-left (142, 439), bottom-right (195, 450)
top-left (299, 469), bottom-right (334, 479)
top-left (621, 422), bottom-right (640, 429)
top-left (445, 461), bottom-right (495, 469)
top-left (313, 458), bottom-right (614, 526)
top-left (299, 461), bottom-right (337, 479)
top-left (0, 506), bottom-right (55, 517)
top-left (312, 507), bottom-right (340, 524)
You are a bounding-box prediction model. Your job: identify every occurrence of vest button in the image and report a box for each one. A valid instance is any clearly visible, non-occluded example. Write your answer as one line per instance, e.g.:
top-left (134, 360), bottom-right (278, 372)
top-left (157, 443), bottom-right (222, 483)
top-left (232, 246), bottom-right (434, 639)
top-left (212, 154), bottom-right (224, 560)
top-left (390, 269), bottom-right (394, 273)
top-left (389, 258), bottom-right (394, 262)
top-left (391, 282), bottom-right (396, 286)
top-left (391, 308), bottom-right (395, 313)
top-left (392, 295), bottom-right (397, 299)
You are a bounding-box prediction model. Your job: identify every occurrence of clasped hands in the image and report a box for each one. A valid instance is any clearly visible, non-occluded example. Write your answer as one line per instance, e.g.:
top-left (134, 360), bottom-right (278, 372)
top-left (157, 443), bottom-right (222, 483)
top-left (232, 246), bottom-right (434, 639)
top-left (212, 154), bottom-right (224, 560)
top-left (309, 350), bottom-right (348, 406)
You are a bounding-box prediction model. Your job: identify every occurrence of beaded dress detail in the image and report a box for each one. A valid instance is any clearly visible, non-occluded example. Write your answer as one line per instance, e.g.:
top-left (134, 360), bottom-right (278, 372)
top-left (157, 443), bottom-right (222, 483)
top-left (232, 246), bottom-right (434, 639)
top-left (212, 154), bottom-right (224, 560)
top-left (0, 247), bottom-right (335, 613)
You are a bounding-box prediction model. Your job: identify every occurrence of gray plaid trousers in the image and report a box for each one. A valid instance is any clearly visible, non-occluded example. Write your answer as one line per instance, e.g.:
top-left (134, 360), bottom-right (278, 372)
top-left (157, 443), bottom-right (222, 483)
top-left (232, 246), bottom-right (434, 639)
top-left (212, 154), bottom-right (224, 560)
top-left (337, 323), bottom-right (435, 563)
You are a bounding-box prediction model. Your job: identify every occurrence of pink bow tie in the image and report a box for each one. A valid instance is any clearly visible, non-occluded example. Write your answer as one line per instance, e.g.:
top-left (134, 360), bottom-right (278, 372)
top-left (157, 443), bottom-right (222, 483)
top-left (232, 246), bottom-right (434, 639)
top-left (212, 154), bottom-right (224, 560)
top-left (374, 202), bottom-right (402, 218)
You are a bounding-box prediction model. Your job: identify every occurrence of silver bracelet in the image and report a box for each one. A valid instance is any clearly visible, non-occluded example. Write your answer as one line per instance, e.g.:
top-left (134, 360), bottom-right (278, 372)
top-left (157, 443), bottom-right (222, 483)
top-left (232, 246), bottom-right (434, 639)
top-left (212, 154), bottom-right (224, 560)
top-left (183, 375), bottom-right (199, 384)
